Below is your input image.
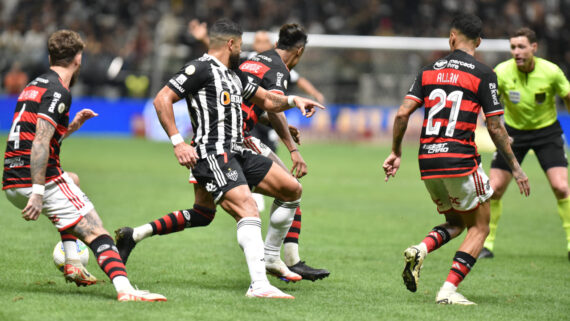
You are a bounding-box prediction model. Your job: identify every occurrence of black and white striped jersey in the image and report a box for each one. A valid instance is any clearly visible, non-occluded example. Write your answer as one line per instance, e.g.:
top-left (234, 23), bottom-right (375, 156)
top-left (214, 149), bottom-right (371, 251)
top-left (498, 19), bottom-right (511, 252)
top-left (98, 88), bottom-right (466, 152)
top-left (166, 54), bottom-right (259, 158)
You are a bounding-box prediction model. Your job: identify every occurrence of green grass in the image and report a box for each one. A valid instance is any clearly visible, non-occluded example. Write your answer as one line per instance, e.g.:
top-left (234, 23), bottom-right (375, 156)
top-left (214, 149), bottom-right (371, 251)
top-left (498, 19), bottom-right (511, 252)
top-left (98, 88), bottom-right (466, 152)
top-left (1, 137), bottom-right (568, 321)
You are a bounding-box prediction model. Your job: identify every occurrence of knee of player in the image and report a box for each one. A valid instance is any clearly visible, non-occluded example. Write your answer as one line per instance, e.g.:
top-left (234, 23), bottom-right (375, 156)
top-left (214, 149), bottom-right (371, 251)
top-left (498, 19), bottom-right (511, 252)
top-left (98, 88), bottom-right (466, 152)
top-left (552, 184), bottom-right (569, 200)
top-left (283, 181), bottom-right (302, 201)
top-left (187, 204), bottom-right (216, 227)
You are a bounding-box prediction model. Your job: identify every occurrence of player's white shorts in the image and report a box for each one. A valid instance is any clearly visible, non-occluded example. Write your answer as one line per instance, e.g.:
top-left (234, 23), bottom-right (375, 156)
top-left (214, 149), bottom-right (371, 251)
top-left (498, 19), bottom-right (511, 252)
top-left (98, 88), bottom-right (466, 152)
top-left (189, 136), bottom-right (272, 184)
top-left (423, 165), bottom-right (493, 213)
top-left (4, 172), bottom-right (94, 231)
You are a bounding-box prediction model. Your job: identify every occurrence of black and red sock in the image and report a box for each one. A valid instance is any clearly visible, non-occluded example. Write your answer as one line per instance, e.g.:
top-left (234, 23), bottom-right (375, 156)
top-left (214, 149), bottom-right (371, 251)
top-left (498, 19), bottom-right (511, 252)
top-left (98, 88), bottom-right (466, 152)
top-left (284, 206), bottom-right (302, 244)
top-left (422, 226), bottom-right (451, 253)
top-left (88, 234), bottom-right (127, 281)
top-left (150, 204), bottom-right (216, 236)
top-left (446, 251), bottom-right (477, 287)
top-left (60, 231), bottom-right (77, 242)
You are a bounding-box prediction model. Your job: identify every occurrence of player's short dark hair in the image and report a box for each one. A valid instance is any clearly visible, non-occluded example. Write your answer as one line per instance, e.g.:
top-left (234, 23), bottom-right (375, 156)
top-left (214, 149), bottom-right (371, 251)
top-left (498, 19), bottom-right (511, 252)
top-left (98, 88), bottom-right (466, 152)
top-left (450, 14), bottom-right (482, 40)
top-left (511, 27), bottom-right (537, 44)
top-left (48, 30), bottom-right (85, 67)
top-left (208, 19), bottom-right (242, 47)
top-left (276, 24), bottom-right (307, 50)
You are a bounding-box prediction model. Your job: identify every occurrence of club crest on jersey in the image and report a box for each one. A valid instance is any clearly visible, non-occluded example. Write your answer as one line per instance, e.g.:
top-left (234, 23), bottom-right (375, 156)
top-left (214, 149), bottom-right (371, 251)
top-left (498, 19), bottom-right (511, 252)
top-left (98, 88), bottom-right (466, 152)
top-left (206, 181), bottom-right (218, 192)
top-left (434, 59), bottom-right (448, 70)
top-left (220, 91), bottom-right (242, 106)
top-left (225, 168), bottom-right (238, 181)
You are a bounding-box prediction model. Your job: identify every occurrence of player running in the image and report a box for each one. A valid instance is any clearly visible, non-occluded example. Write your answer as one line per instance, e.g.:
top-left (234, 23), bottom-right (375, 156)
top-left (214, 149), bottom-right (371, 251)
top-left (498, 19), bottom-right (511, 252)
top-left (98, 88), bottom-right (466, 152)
top-left (2, 30), bottom-right (166, 302)
top-left (116, 19), bottom-right (324, 299)
top-left (239, 23), bottom-right (330, 281)
top-left (480, 27), bottom-right (570, 260)
top-left (383, 14), bottom-right (530, 305)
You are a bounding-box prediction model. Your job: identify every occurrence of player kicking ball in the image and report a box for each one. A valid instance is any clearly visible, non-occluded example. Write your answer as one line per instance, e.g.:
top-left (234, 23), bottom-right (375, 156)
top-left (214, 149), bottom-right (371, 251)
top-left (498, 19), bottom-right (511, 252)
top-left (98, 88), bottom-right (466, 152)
top-left (383, 14), bottom-right (530, 305)
top-left (2, 30), bottom-right (166, 302)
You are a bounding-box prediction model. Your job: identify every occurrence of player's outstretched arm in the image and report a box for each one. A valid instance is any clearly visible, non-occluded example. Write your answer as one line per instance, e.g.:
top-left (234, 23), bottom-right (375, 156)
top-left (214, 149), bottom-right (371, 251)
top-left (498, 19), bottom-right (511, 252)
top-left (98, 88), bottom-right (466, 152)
top-left (22, 118), bottom-right (55, 221)
top-left (154, 86), bottom-right (198, 169)
top-left (383, 98), bottom-right (420, 182)
top-left (267, 112), bottom-right (307, 178)
top-left (250, 86), bottom-right (325, 116)
top-left (64, 108), bottom-right (98, 139)
top-left (486, 115), bottom-right (530, 196)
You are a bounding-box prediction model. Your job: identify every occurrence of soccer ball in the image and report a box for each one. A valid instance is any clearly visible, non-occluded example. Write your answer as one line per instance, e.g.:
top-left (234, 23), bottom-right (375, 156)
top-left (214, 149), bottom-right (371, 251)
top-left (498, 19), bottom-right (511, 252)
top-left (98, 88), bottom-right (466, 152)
top-left (53, 240), bottom-right (90, 271)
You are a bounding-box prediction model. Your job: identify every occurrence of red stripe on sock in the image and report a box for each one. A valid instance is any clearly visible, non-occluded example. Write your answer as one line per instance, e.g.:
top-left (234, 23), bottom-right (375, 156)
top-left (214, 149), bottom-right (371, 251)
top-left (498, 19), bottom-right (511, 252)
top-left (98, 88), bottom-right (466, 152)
top-left (286, 232), bottom-right (299, 239)
top-left (174, 211), bottom-right (185, 231)
top-left (164, 215), bottom-right (173, 232)
top-left (290, 221), bottom-right (301, 229)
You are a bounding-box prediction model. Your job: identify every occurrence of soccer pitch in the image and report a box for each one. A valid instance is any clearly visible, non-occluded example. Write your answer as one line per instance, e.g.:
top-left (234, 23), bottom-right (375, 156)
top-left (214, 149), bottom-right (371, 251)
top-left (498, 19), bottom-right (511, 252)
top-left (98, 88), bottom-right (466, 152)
top-left (1, 137), bottom-right (568, 321)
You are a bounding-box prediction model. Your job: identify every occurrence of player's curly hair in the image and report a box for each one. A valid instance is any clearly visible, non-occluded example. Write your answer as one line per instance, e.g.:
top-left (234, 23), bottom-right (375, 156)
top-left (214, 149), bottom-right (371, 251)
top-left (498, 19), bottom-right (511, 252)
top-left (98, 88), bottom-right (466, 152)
top-left (48, 30), bottom-right (85, 67)
top-left (512, 27), bottom-right (537, 44)
top-left (276, 24), bottom-right (307, 50)
top-left (450, 14), bottom-right (482, 40)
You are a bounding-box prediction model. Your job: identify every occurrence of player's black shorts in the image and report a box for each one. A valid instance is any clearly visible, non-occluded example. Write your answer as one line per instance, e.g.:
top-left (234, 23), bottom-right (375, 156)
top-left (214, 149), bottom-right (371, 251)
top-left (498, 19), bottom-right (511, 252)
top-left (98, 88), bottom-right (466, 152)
top-left (491, 120), bottom-right (568, 172)
top-left (192, 149), bottom-right (273, 203)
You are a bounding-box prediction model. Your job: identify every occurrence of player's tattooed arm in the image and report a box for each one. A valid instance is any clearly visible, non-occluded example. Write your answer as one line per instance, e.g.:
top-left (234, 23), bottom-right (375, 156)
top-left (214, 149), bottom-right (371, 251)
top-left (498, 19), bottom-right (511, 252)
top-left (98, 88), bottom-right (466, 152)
top-left (251, 87), bottom-right (325, 116)
top-left (486, 115), bottom-right (530, 196)
top-left (30, 118), bottom-right (55, 185)
top-left (22, 118), bottom-right (55, 221)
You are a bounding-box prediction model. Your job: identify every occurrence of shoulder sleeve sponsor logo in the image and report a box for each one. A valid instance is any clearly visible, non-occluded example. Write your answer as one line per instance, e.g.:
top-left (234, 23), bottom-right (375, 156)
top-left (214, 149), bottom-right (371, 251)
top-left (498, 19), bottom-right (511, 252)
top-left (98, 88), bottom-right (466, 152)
top-left (175, 74), bottom-right (187, 85)
top-left (18, 86), bottom-right (47, 103)
top-left (276, 72), bottom-right (284, 87)
top-left (489, 82), bottom-right (500, 105)
top-left (239, 61), bottom-right (270, 78)
top-left (168, 78), bottom-right (186, 94)
top-left (48, 92), bottom-right (62, 113)
top-left (434, 59), bottom-right (448, 70)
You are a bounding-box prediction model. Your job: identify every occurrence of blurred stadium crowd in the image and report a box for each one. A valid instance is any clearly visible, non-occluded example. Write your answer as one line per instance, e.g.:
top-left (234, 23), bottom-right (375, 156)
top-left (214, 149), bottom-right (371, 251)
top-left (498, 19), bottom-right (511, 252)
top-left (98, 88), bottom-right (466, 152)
top-left (1, 0), bottom-right (569, 102)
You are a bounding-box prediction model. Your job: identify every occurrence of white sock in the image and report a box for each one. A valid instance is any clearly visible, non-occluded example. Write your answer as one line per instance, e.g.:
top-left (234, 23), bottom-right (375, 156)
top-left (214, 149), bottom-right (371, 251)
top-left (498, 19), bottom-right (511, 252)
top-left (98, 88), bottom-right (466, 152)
top-left (252, 193), bottom-right (265, 212)
top-left (283, 243), bottom-right (301, 266)
top-left (62, 240), bottom-right (80, 264)
top-left (264, 199), bottom-right (299, 261)
top-left (237, 217), bottom-right (269, 287)
top-left (133, 224), bottom-right (153, 243)
top-left (417, 242), bottom-right (428, 255)
top-left (112, 275), bottom-right (134, 293)
top-left (441, 281), bottom-right (458, 292)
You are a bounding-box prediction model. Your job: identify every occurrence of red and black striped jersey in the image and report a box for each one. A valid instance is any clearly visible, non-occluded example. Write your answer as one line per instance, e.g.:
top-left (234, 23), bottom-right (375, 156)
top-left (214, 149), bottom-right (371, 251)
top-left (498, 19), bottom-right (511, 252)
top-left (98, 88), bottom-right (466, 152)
top-left (3, 69), bottom-right (71, 189)
top-left (239, 49), bottom-right (291, 134)
top-left (406, 50), bottom-right (503, 179)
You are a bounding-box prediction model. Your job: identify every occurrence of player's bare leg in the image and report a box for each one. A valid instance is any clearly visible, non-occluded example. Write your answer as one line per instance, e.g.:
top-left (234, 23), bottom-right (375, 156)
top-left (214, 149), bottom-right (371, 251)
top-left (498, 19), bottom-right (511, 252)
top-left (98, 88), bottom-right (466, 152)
top-left (255, 163), bottom-right (303, 282)
top-left (546, 166), bottom-right (570, 259)
top-left (219, 185), bottom-right (293, 299)
top-left (71, 209), bottom-right (166, 301)
top-left (480, 168), bottom-right (513, 258)
top-left (115, 184), bottom-right (216, 264)
top-left (265, 151), bottom-right (330, 281)
top-left (436, 203), bottom-right (490, 305)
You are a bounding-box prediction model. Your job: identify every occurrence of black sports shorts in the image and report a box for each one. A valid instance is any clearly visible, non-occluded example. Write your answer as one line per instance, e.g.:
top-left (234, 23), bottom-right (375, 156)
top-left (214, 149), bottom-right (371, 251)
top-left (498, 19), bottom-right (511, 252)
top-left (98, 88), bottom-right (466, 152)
top-left (491, 120), bottom-right (568, 172)
top-left (192, 149), bottom-right (273, 203)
